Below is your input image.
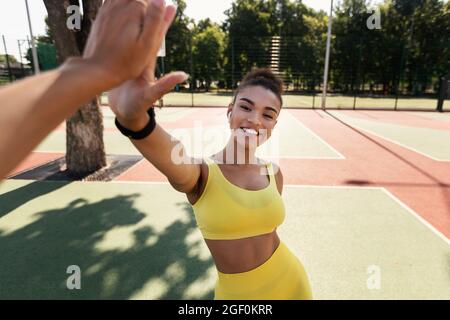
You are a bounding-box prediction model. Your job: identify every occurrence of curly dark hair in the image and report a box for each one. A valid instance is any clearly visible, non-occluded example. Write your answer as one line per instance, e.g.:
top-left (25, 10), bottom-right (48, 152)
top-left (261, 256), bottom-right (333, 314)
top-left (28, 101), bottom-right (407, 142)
top-left (232, 68), bottom-right (283, 106)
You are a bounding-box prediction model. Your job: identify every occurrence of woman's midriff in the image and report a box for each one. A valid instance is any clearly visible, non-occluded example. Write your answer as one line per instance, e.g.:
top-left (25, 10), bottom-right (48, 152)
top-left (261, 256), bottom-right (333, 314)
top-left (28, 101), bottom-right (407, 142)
top-left (204, 230), bottom-right (280, 274)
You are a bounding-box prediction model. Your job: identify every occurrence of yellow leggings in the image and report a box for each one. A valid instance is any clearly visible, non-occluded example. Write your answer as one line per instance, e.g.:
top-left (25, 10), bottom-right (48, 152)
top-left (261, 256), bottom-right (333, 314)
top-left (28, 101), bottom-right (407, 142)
top-left (214, 241), bottom-right (313, 300)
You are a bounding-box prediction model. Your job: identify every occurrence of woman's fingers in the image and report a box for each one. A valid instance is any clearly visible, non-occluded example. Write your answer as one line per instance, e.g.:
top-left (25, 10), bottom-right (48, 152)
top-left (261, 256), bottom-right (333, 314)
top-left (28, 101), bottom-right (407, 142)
top-left (144, 72), bottom-right (189, 102)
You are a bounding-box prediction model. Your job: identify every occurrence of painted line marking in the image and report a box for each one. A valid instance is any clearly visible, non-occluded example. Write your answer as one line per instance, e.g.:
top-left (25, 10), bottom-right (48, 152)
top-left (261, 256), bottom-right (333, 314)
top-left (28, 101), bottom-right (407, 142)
top-left (287, 110), bottom-right (346, 159)
top-left (330, 112), bottom-right (450, 162)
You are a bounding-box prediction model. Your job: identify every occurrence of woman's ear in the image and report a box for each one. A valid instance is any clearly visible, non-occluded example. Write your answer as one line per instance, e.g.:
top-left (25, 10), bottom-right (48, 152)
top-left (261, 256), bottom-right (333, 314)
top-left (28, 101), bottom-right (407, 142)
top-left (227, 104), bottom-right (233, 121)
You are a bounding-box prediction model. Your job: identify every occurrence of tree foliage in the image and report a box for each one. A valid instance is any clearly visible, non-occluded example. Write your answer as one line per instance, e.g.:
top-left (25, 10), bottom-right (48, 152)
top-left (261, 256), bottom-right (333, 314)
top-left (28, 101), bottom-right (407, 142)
top-left (162, 0), bottom-right (449, 95)
top-left (192, 21), bottom-right (226, 91)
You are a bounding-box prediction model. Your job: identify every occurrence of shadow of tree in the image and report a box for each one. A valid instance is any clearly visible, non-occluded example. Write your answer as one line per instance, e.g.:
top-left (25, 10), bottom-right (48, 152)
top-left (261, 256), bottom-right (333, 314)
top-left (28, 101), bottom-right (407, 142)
top-left (0, 180), bottom-right (70, 219)
top-left (0, 191), bottom-right (215, 299)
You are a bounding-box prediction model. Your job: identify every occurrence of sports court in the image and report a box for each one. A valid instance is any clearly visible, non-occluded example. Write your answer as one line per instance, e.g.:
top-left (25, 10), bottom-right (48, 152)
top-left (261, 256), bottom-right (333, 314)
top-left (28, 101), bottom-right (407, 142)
top-left (1, 104), bottom-right (449, 299)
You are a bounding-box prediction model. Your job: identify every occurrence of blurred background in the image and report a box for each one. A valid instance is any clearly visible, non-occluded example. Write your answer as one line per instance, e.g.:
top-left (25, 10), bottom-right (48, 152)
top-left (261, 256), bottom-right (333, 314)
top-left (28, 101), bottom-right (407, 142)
top-left (1, 0), bottom-right (449, 111)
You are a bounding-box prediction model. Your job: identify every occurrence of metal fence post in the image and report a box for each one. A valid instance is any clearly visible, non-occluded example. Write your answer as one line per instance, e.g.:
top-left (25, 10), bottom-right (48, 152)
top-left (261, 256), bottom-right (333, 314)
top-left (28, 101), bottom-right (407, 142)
top-left (190, 33), bottom-right (194, 108)
top-left (437, 73), bottom-right (449, 113)
top-left (2, 35), bottom-right (13, 82)
top-left (231, 36), bottom-right (235, 90)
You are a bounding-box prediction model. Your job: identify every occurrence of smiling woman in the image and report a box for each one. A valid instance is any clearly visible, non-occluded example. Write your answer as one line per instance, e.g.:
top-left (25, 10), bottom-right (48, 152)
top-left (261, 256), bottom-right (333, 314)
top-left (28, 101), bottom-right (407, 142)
top-left (225, 69), bottom-right (283, 162)
top-left (108, 66), bottom-right (313, 299)
top-left (190, 69), bottom-right (312, 299)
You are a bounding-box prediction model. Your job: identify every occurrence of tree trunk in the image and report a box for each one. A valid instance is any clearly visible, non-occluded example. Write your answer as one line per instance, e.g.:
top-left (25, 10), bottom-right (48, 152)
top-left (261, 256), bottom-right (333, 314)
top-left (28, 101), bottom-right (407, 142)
top-left (43, 0), bottom-right (105, 178)
top-left (66, 99), bottom-right (106, 177)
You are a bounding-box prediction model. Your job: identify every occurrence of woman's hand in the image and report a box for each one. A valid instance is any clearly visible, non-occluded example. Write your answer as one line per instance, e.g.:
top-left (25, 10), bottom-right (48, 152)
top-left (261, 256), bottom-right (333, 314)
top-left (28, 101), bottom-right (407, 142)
top-left (108, 71), bottom-right (188, 130)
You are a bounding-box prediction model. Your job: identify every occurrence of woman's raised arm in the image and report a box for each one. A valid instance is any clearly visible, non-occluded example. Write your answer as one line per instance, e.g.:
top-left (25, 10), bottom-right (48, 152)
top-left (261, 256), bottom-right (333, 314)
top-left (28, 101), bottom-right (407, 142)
top-left (108, 71), bottom-right (202, 194)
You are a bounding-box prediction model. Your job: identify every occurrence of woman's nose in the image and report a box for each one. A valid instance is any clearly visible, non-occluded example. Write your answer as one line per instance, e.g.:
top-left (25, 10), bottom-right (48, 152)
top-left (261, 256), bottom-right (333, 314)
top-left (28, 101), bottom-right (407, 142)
top-left (247, 114), bottom-right (262, 126)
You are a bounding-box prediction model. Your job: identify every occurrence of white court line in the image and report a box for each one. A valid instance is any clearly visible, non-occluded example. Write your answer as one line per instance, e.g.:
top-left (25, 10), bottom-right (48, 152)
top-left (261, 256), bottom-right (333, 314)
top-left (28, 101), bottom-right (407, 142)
top-left (286, 110), bottom-right (346, 159)
top-left (107, 181), bottom-right (450, 244)
top-left (284, 184), bottom-right (383, 190)
top-left (406, 111), bottom-right (450, 122)
top-left (380, 188), bottom-right (450, 246)
top-left (330, 112), bottom-right (450, 162)
top-left (33, 152), bottom-right (344, 161)
top-left (262, 156), bottom-right (345, 160)
top-left (35, 146), bottom-right (346, 161)
top-left (286, 184), bottom-right (450, 245)
top-left (404, 112), bottom-right (444, 121)
top-left (37, 112), bottom-right (347, 161)
top-left (109, 181), bottom-right (170, 185)
top-left (112, 154), bottom-right (341, 182)
top-left (111, 181), bottom-right (382, 188)
top-left (109, 181), bottom-right (450, 244)
top-left (33, 152), bottom-right (345, 162)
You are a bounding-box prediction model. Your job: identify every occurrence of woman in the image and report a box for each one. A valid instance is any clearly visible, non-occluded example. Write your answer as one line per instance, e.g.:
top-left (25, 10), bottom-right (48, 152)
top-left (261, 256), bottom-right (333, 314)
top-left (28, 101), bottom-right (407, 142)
top-left (109, 68), bottom-right (313, 300)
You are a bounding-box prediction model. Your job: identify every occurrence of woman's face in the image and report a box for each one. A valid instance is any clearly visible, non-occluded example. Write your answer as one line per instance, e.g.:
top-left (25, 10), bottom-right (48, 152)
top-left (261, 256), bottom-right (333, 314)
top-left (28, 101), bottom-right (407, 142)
top-left (227, 85), bottom-right (281, 149)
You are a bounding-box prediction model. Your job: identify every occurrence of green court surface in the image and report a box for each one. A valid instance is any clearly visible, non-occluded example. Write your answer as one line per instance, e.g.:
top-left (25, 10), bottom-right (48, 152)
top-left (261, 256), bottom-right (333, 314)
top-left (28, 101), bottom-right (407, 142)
top-left (281, 186), bottom-right (450, 300)
top-left (102, 107), bottom-right (198, 125)
top-left (35, 131), bottom-right (140, 155)
top-left (410, 111), bottom-right (450, 123)
top-left (35, 109), bottom-right (343, 159)
top-left (322, 96), bottom-right (449, 110)
top-left (0, 180), bottom-right (448, 299)
top-left (329, 111), bottom-right (450, 161)
top-left (0, 180), bottom-right (214, 299)
top-left (169, 111), bottom-right (343, 159)
top-left (101, 92), bottom-right (449, 111)
top-left (2, 107), bottom-right (450, 300)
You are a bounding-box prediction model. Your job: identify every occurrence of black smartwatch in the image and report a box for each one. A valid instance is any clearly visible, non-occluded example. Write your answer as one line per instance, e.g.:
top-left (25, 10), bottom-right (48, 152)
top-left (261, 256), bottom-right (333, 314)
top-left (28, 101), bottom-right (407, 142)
top-left (115, 108), bottom-right (156, 140)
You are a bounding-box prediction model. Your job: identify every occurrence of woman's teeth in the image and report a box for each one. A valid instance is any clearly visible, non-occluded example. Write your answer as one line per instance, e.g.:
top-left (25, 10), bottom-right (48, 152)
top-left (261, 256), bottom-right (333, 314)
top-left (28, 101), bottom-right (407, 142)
top-left (240, 127), bottom-right (258, 136)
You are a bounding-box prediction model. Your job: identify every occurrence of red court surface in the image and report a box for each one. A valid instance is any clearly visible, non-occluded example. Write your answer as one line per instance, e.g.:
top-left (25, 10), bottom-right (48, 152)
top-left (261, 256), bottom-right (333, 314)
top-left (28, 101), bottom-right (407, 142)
top-left (7, 109), bottom-right (450, 242)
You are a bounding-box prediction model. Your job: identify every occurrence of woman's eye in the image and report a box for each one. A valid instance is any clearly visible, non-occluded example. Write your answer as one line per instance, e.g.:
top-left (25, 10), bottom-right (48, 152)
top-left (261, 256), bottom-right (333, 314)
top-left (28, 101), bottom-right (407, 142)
top-left (239, 105), bottom-right (273, 119)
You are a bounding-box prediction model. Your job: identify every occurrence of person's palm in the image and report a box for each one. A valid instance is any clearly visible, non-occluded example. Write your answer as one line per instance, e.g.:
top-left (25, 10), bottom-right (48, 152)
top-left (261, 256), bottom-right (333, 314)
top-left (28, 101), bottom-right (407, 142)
top-left (108, 77), bottom-right (154, 121)
top-left (108, 71), bottom-right (188, 122)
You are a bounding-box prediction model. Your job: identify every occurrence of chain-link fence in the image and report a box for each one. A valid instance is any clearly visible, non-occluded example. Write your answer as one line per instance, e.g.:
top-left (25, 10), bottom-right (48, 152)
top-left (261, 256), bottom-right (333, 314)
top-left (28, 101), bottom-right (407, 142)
top-left (3, 7), bottom-right (449, 112)
top-left (0, 35), bottom-right (56, 85)
top-left (0, 36), bottom-right (33, 84)
top-left (156, 30), bottom-right (449, 111)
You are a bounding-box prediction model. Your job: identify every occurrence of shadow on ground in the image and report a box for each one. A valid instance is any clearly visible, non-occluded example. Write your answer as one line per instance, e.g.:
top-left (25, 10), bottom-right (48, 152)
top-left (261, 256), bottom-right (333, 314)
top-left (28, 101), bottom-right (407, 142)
top-left (0, 181), bottom-right (69, 219)
top-left (0, 184), bottom-right (214, 299)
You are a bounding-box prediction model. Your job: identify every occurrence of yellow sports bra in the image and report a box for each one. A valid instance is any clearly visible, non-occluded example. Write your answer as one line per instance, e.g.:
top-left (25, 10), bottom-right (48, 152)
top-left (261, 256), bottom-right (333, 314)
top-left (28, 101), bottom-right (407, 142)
top-left (192, 157), bottom-right (285, 240)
